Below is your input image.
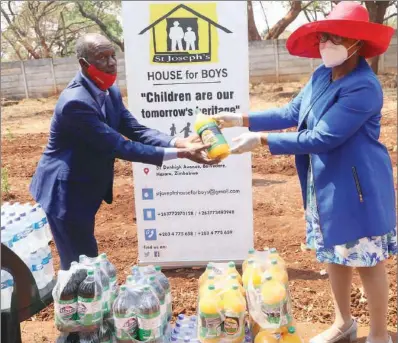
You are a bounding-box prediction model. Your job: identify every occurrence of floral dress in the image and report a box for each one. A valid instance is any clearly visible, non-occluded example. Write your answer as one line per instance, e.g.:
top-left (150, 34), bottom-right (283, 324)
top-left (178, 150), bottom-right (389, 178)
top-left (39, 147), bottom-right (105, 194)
top-left (305, 160), bottom-right (398, 267)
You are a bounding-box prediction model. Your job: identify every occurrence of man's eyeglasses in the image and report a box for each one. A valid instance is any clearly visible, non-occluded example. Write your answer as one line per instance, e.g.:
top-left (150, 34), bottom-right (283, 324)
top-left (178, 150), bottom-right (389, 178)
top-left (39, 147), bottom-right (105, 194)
top-left (317, 33), bottom-right (343, 45)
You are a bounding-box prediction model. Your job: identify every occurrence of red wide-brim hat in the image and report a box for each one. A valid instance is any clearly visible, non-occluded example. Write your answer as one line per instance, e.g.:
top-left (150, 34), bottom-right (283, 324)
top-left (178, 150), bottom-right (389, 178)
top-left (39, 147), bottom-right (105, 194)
top-left (286, 1), bottom-right (396, 59)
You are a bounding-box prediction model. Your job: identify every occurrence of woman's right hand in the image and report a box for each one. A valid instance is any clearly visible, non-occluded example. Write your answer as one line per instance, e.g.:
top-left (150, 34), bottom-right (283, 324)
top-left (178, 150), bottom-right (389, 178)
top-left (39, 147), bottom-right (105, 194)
top-left (213, 112), bottom-right (244, 128)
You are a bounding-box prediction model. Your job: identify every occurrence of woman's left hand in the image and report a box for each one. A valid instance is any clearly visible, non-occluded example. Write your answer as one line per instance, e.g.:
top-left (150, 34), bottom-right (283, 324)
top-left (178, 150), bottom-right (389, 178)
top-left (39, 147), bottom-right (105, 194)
top-left (230, 132), bottom-right (266, 154)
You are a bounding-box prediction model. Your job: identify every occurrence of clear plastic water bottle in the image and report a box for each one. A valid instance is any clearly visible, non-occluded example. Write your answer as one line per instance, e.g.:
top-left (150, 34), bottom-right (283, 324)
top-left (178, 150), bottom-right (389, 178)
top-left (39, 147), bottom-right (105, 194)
top-left (1, 270), bottom-right (14, 310)
top-left (30, 207), bottom-right (46, 248)
top-left (7, 211), bottom-right (17, 222)
top-left (19, 212), bottom-right (34, 254)
top-left (1, 224), bottom-right (14, 249)
top-left (36, 204), bottom-right (51, 243)
top-left (40, 246), bottom-right (54, 286)
top-left (29, 251), bottom-right (46, 289)
top-left (130, 265), bottom-right (143, 284)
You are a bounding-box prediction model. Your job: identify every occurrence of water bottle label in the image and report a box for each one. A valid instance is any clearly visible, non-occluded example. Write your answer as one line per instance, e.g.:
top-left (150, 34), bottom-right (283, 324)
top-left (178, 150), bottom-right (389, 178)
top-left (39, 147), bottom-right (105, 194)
top-left (32, 264), bottom-right (43, 271)
top-left (115, 313), bottom-right (138, 340)
top-left (42, 256), bottom-right (50, 265)
top-left (13, 227), bottom-right (33, 242)
top-left (1, 279), bottom-right (14, 289)
top-left (33, 219), bottom-right (45, 230)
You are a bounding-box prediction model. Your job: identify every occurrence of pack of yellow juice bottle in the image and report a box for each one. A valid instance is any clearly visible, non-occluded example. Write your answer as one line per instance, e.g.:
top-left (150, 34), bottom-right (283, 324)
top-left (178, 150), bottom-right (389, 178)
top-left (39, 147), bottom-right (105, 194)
top-left (198, 262), bottom-right (247, 343)
top-left (194, 110), bottom-right (230, 160)
top-left (198, 284), bottom-right (224, 343)
top-left (221, 285), bottom-right (246, 343)
top-left (196, 255), bottom-right (298, 343)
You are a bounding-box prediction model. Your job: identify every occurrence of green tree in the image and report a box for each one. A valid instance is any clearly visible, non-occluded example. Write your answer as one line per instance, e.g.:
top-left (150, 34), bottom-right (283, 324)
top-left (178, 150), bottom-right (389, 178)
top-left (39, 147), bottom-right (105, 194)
top-left (0, 0), bottom-right (124, 61)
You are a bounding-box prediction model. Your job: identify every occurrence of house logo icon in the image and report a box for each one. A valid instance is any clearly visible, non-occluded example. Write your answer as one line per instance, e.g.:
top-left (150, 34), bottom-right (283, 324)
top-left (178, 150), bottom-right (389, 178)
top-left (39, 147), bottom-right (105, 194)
top-left (139, 3), bottom-right (232, 64)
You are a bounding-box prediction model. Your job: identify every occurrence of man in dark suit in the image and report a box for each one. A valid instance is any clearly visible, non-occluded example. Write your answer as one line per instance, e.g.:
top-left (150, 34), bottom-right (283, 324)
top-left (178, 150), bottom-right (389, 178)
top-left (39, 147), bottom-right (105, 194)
top-left (30, 34), bottom-right (216, 270)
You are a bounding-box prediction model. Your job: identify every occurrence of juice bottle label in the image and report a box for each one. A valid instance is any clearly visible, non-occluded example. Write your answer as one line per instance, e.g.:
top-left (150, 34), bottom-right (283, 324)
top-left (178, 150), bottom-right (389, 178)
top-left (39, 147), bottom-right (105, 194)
top-left (199, 313), bottom-right (223, 338)
top-left (198, 123), bottom-right (228, 152)
top-left (138, 313), bottom-right (162, 340)
top-left (222, 311), bottom-right (244, 337)
top-left (55, 298), bottom-right (77, 323)
top-left (261, 300), bottom-right (291, 326)
top-left (77, 296), bottom-right (102, 326)
top-left (114, 313), bottom-right (138, 340)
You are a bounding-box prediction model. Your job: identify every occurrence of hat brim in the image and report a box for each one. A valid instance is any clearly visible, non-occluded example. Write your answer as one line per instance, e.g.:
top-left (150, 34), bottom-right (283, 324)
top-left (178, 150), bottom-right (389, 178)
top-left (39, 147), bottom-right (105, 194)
top-left (286, 20), bottom-right (396, 59)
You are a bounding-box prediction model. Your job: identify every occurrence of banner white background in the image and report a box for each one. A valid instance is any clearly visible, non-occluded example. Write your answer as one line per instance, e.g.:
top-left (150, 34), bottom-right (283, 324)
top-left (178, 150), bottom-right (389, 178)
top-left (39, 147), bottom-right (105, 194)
top-left (122, 1), bottom-right (253, 267)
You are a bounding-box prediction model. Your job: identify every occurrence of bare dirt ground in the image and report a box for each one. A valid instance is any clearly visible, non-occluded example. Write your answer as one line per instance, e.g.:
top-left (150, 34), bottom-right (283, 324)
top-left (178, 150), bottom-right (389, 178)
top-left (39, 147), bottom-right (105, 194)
top-left (1, 74), bottom-right (397, 342)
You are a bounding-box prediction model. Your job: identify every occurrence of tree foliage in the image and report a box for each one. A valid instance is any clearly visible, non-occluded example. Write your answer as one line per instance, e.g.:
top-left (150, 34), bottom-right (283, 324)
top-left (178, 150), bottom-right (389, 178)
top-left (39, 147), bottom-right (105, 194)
top-left (0, 0), bottom-right (124, 61)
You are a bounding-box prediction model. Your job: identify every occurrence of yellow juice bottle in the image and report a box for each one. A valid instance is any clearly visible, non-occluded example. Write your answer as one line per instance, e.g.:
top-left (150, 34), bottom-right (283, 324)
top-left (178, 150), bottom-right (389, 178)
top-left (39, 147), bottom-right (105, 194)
top-left (198, 285), bottom-right (223, 343)
top-left (280, 327), bottom-right (303, 343)
top-left (268, 248), bottom-right (286, 268)
top-left (260, 274), bottom-right (290, 327)
top-left (267, 259), bottom-right (288, 287)
top-left (242, 248), bottom-right (256, 273)
top-left (242, 259), bottom-right (262, 290)
top-left (221, 285), bottom-right (246, 343)
top-left (225, 274), bottom-right (245, 297)
top-left (199, 263), bottom-right (214, 287)
top-left (226, 261), bottom-right (242, 285)
top-left (254, 330), bottom-right (281, 343)
top-left (199, 275), bottom-right (216, 299)
top-left (194, 111), bottom-right (230, 160)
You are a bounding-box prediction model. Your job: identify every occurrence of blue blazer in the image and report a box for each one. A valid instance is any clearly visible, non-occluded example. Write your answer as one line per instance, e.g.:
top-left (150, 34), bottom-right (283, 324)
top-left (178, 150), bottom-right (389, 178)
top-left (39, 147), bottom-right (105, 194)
top-left (30, 72), bottom-right (172, 221)
top-left (249, 57), bottom-right (396, 248)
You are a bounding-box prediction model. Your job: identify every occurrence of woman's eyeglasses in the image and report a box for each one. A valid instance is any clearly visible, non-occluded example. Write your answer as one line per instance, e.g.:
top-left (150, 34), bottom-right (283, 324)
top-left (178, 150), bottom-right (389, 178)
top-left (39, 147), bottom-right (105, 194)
top-left (317, 33), bottom-right (343, 45)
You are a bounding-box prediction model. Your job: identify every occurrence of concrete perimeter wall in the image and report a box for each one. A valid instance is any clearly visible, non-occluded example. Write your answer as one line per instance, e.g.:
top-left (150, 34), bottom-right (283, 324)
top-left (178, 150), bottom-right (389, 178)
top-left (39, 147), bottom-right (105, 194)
top-left (1, 37), bottom-right (396, 99)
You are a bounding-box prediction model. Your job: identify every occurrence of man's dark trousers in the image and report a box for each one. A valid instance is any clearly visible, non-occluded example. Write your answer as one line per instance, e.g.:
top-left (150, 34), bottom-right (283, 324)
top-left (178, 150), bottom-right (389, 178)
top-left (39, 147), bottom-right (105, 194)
top-left (46, 213), bottom-right (98, 270)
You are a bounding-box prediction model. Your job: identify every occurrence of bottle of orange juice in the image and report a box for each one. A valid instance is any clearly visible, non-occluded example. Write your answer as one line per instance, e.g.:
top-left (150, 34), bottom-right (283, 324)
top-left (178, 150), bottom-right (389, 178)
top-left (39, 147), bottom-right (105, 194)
top-left (199, 263), bottom-right (214, 286)
top-left (226, 262), bottom-right (242, 284)
top-left (280, 327), bottom-right (303, 343)
top-left (268, 248), bottom-right (286, 268)
top-left (242, 259), bottom-right (262, 290)
top-left (225, 274), bottom-right (245, 297)
top-left (199, 274), bottom-right (216, 299)
top-left (266, 259), bottom-right (288, 287)
top-left (242, 248), bottom-right (256, 273)
top-left (221, 285), bottom-right (246, 343)
top-left (194, 110), bottom-right (230, 160)
top-left (254, 330), bottom-right (281, 343)
top-left (198, 285), bottom-right (223, 343)
top-left (260, 274), bottom-right (291, 327)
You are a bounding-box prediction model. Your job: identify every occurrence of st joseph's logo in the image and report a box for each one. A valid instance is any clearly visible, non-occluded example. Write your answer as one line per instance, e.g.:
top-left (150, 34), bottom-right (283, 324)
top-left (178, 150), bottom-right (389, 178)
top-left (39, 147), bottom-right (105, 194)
top-left (139, 3), bottom-right (232, 64)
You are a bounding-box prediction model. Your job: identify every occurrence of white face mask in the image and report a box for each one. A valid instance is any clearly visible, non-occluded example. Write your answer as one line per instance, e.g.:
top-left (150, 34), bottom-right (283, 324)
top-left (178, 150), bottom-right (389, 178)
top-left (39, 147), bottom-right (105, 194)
top-left (319, 40), bottom-right (360, 68)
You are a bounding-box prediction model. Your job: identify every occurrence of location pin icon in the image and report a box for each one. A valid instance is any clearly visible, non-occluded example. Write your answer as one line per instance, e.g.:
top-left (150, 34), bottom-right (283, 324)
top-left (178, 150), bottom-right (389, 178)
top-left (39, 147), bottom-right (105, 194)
top-left (144, 168), bottom-right (149, 175)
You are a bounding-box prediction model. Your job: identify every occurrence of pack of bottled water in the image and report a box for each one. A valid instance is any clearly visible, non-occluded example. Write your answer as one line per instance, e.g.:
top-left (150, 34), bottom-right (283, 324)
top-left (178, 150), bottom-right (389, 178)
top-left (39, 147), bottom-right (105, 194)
top-left (1, 201), bottom-right (54, 310)
top-left (170, 314), bottom-right (199, 343)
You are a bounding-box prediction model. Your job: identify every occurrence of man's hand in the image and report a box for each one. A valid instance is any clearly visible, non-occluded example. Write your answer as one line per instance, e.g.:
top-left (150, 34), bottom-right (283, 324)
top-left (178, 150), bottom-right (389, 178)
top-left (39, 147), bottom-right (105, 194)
top-left (174, 134), bottom-right (202, 149)
top-left (213, 112), bottom-right (244, 128)
top-left (230, 132), bottom-right (264, 154)
top-left (177, 145), bottom-right (220, 165)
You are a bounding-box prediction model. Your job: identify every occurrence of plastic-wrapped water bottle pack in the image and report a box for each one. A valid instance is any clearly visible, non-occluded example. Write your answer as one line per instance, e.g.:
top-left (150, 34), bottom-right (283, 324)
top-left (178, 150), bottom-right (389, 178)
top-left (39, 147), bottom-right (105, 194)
top-left (1, 201), bottom-right (54, 310)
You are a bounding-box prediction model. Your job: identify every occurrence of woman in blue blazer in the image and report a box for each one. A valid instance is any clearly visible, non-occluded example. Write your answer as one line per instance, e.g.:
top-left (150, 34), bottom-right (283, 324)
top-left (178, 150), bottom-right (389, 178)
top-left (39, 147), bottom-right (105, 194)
top-left (216, 3), bottom-right (396, 343)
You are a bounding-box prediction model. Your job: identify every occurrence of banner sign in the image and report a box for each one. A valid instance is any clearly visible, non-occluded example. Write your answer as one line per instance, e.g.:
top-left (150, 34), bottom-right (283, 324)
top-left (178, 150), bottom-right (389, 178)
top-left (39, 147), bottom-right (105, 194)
top-left (122, 1), bottom-right (253, 267)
